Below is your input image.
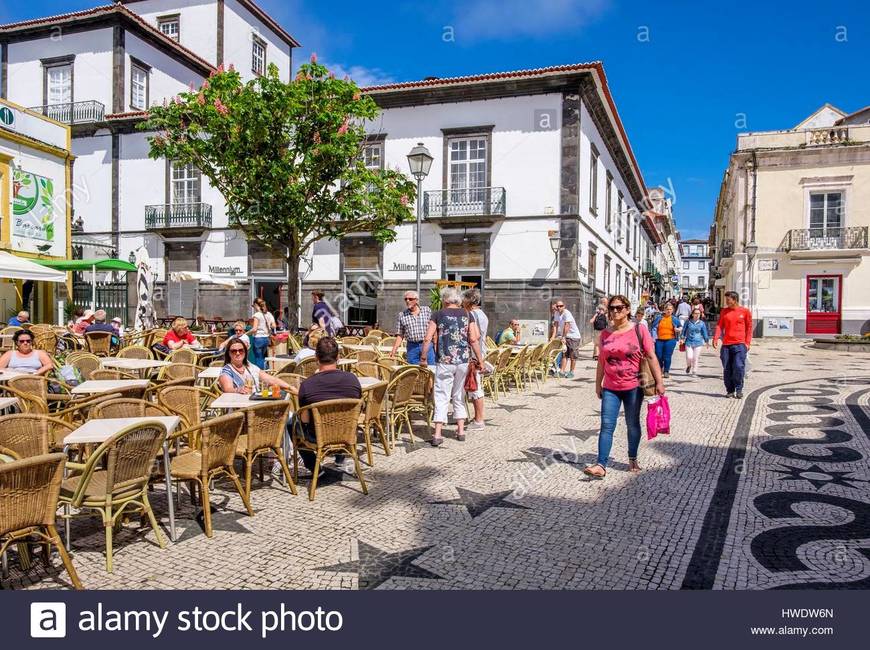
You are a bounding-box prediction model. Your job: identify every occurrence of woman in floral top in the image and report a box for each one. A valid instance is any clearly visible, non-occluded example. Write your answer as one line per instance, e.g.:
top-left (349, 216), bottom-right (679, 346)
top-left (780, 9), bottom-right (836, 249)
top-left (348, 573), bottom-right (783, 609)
top-left (421, 287), bottom-right (484, 446)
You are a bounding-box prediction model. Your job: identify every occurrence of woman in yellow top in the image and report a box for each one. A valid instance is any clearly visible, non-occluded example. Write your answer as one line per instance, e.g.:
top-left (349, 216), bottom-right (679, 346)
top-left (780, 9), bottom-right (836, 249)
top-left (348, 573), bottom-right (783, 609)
top-left (650, 302), bottom-right (682, 378)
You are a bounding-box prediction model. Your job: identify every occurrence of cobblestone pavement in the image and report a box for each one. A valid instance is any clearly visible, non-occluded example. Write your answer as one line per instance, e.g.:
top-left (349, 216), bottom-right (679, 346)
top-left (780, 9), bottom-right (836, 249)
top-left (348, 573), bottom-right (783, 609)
top-left (7, 339), bottom-right (869, 590)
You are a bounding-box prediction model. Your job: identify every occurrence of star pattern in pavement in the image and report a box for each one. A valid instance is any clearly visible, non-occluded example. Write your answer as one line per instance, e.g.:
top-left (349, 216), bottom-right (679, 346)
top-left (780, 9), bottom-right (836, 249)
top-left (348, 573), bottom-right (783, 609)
top-left (495, 403), bottom-right (532, 414)
top-left (771, 464), bottom-right (870, 490)
top-left (431, 487), bottom-right (531, 519)
top-left (532, 392), bottom-right (560, 400)
top-left (317, 541), bottom-right (443, 590)
top-left (556, 427), bottom-right (599, 442)
top-left (506, 449), bottom-right (550, 467)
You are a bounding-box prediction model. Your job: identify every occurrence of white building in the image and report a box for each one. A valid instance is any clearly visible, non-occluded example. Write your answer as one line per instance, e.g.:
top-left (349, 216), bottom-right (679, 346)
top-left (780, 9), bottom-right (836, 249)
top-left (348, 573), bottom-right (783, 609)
top-left (0, 1), bottom-right (298, 318)
top-left (679, 239), bottom-right (710, 296)
top-left (297, 63), bottom-right (660, 331)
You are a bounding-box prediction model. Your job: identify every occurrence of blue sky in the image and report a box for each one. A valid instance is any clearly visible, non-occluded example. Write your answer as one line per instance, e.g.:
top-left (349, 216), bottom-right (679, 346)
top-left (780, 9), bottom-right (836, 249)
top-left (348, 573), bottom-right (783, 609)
top-left (5, 0), bottom-right (868, 239)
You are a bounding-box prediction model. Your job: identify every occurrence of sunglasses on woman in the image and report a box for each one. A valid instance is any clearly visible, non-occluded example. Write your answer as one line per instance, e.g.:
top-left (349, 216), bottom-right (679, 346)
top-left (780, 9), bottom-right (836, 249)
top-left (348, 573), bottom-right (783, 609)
top-left (17, 338), bottom-right (33, 345)
top-left (608, 304), bottom-right (627, 312)
top-left (230, 348), bottom-right (246, 355)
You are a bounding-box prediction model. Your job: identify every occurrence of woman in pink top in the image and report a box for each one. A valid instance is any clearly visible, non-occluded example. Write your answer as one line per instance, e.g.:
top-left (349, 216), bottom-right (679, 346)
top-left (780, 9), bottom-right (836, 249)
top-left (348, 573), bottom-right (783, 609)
top-left (584, 294), bottom-right (665, 479)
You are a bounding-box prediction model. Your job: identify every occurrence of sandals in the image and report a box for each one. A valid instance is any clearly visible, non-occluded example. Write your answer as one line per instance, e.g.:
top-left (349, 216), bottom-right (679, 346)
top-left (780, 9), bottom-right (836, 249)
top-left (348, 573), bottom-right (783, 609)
top-left (628, 459), bottom-right (642, 473)
top-left (583, 464), bottom-right (606, 479)
top-left (455, 432), bottom-right (466, 442)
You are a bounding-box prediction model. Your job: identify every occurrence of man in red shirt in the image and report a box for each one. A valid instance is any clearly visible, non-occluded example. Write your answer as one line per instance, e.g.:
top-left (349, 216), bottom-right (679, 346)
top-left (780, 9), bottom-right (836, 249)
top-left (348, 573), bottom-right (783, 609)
top-left (712, 291), bottom-right (753, 399)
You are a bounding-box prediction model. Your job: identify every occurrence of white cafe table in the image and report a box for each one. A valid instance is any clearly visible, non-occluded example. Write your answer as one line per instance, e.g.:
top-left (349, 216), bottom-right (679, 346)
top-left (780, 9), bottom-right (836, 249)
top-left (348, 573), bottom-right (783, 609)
top-left (100, 358), bottom-right (172, 371)
top-left (209, 392), bottom-right (292, 410)
top-left (358, 376), bottom-right (386, 390)
top-left (62, 416), bottom-right (181, 542)
top-left (0, 368), bottom-right (29, 382)
top-left (342, 344), bottom-right (403, 354)
top-left (197, 366), bottom-right (222, 380)
top-left (71, 379), bottom-right (150, 395)
top-left (0, 396), bottom-right (19, 411)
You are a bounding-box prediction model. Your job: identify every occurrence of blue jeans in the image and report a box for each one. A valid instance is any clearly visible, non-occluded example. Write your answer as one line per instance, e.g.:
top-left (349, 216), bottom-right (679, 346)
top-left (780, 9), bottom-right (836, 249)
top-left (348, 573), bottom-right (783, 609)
top-left (252, 336), bottom-right (269, 369)
top-left (655, 338), bottom-right (677, 373)
top-left (405, 340), bottom-right (435, 365)
top-left (720, 343), bottom-right (747, 393)
top-left (597, 387), bottom-right (644, 467)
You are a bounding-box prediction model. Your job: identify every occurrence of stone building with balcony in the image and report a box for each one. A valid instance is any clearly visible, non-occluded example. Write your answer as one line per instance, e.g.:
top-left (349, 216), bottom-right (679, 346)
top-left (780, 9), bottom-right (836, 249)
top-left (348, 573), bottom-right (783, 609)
top-left (300, 63), bottom-right (659, 334)
top-left (710, 104), bottom-right (870, 337)
top-left (0, 1), bottom-right (297, 319)
top-left (679, 239), bottom-right (710, 297)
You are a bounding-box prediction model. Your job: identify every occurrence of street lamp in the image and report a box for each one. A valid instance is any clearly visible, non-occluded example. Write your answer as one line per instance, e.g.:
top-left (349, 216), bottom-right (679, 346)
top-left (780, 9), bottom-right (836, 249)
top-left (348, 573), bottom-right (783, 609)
top-left (548, 230), bottom-right (561, 255)
top-left (407, 143), bottom-right (433, 296)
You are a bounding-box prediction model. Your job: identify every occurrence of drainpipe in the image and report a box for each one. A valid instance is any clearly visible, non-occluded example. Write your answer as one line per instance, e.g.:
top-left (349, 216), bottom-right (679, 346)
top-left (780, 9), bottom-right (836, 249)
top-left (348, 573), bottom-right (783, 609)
top-left (745, 152), bottom-right (759, 318)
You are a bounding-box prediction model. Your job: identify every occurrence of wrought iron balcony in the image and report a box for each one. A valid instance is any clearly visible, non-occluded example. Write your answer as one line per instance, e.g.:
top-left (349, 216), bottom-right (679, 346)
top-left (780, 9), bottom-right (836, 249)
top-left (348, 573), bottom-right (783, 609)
top-left (719, 239), bottom-right (734, 259)
top-left (28, 100), bottom-right (106, 124)
top-left (423, 187), bottom-right (506, 221)
top-left (145, 203), bottom-right (213, 230)
top-left (784, 227), bottom-right (869, 252)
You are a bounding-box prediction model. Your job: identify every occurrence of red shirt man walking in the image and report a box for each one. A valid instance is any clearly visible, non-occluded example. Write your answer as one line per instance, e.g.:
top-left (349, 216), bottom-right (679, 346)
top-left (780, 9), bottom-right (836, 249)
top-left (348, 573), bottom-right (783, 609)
top-left (712, 291), bottom-right (753, 399)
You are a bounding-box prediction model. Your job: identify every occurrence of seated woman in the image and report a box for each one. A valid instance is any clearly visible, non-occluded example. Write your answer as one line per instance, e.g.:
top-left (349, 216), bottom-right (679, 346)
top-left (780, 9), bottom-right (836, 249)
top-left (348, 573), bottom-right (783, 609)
top-left (162, 317), bottom-right (201, 351)
top-left (218, 339), bottom-right (293, 395)
top-left (292, 325), bottom-right (323, 364)
top-left (0, 329), bottom-right (54, 376)
top-left (218, 321), bottom-right (251, 350)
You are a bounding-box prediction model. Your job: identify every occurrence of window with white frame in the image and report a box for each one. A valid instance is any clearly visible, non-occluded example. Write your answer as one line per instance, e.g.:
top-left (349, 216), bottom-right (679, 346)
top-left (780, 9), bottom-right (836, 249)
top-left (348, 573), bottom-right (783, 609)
top-left (697, 276), bottom-right (706, 288)
top-left (252, 36), bottom-right (266, 75)
top-left (171, 161), bottom-right (201, 204)
top-left (589, 145), bottom-right (599, 215)
top-left (683, 275), bottom-right (690, 287)
top-left (809, 191), bottom-right (843, 235)
top-left (615, 264), bottom-right (622, 294)
top-left (362, 142), bottom-right (384, 193)
top-left (448, 136), bottom-right (487, 204)
top-left (616, 191), bottom-right (624, 243)
top-left (605, 172), bottom-right (613, 230)
top-left (46, 64), bottom-right (72, 105)
top-left (697, 260), bottom-right (705, 270)
top-left (683, 261), bottom-right (689, 270)
top-left (130, 63), bottom-right (149, 110)
top-left (158, 15), bottom-right (180, 41)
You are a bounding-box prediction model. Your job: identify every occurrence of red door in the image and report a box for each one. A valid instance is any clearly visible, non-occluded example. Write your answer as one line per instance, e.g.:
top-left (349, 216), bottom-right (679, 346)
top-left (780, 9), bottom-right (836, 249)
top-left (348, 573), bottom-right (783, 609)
top-left (806, 275), bottom-right (842, 334)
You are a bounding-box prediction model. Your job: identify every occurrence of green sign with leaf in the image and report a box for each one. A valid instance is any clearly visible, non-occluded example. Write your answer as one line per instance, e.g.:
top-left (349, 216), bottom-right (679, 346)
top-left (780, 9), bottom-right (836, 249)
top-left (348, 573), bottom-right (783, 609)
top-left (12, 168), bottom-right (56, 250)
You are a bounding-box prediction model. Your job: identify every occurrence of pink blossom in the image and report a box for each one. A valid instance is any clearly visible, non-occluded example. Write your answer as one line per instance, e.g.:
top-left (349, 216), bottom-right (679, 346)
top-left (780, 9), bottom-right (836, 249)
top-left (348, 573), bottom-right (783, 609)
top-left (217, 64), bottom-right (224, 73)
top-left (228, 63), bottom-right (235, 72)
top-left (310, 52), bottom-right (318, 64)
top-left (154, 135), bottom-right (165, 147)
top-left (329, 72), bottom-right (335, 79)
top-left (353, 91), bottom-right (361, 101)
top-left (196, 93), bottom-right (206, 105)
top-left (202, 79), bottom-right (210, 90)
top-left (337, 117), bottom-right (350, 135)
top-left (189, 82), bottom-right (195, 91)
top-left (400, 195), bottom-right (409, 206)
top-left (296, 70), bottom-right (305, 80)
top-left (214, 98), bottom-right (229, 115)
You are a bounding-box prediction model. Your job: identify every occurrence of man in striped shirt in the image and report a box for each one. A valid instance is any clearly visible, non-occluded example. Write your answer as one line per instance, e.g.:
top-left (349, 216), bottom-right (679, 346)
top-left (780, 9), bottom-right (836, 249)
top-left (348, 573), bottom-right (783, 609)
top-left (390, 290), bottom-right (435, 365)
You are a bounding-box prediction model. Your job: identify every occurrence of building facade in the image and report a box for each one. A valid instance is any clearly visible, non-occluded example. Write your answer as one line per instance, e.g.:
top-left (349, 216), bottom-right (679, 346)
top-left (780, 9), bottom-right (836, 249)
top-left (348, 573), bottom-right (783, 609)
top-left (679, 239), bottom-right (710, 297)
top-left (0, 97), bottom-right (72, 323)
top-left (711, 104), bottom-right (870, 337)
top-left (0, 1), bottom-right (297, 320)
top-left (298, 64), bottom-right (659, 335)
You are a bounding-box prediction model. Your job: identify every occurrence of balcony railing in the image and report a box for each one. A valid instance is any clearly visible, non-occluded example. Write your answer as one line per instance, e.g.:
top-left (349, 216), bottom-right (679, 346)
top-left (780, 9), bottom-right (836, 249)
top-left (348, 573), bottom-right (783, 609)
top-left (784, 227), bottom-right (869, 252)
top-left (28, 100), bottom-right (106, 124)
top-left (145, 203), bottom-right (213, 230)
top-left (423, 187), bottom-right (506, 219)
top-left (806, 127), bottom-right (849, 147)
top-left (720, 239), bottom-right (734, 259)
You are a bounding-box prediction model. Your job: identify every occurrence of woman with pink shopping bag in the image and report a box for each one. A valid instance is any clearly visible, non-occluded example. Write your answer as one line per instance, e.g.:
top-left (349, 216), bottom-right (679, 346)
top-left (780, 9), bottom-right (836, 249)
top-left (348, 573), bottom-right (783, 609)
top-left (584, 294), bottom-right (665, 479)
top-left (646, 394), bottom-right (671, 440)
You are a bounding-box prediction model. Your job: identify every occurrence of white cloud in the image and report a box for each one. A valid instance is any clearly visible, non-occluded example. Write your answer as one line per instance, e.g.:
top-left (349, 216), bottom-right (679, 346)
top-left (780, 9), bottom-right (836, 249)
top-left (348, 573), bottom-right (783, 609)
top-left (451, 0), bottom-right (611, 41)
top-left (322, 61), bottom-right (396, 87)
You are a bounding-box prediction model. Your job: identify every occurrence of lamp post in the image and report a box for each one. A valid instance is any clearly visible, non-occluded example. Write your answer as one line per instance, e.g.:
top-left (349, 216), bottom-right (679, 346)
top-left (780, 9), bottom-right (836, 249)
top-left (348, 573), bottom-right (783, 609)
top-left (407, 143), bottom-right (433, 297)
top-left (548, 230), bottom-right (561, 255)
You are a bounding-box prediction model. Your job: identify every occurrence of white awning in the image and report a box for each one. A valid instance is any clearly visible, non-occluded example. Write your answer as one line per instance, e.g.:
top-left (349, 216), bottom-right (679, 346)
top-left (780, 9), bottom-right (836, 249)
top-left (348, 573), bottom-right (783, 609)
top-left (169, 271), bottom-right (237, 288)
top-left (0, 251), bottom-right (67, 282)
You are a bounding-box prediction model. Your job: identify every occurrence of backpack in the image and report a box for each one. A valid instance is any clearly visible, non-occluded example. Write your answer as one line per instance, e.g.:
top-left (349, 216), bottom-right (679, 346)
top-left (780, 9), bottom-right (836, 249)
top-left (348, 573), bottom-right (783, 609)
top-left (593, 313), bottom-right (608, 330)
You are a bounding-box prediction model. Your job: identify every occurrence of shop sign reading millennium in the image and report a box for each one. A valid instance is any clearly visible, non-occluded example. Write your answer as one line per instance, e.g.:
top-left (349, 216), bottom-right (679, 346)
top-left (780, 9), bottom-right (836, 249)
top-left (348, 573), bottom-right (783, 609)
top-left (208, 265), bottom-right (242, 276)
top-left (391, 262), bottom-right (435, 273)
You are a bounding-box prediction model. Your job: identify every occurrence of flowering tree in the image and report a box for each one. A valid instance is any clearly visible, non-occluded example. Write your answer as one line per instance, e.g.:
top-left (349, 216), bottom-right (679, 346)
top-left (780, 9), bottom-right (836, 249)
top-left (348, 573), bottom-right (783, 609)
top-left (141, 56), bottom-right (415, 329)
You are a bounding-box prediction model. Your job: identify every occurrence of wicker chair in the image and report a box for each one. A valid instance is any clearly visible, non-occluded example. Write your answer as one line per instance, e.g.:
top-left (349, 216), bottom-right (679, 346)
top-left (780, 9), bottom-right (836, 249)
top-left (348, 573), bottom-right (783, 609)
top-left (270, 358), bottom-right (295, 373)
top-left (168, 412), bottom-right (251, 538)
top-left (296, 356), bottom-right (319, 378)
top-left (34, 331), bottom-right (58, 354)
top-left (493, 347), bottom-right (514, 395)
top-left (0, 415), bottom-right (54, 460)
top-left (341, 336), bottom-right (361, 345)
top-left (366, 330), bottom-right (386, 339)
top-left (0, 453), bottom-right (83, 589)
top-left (157, 385), bottom-right (213, 429)
top-left (291, 399), bottom-right (366, 501)
top-left (58, 421), bottom-right (168, 572)
top-left (485, 336), bottom-right (499, 351)
top-left (480, 349), bottom-right (502, 400)
top-left (1, 385), bottom-right (48, 415)
top-left (116, 345), bottom-right (153, 360)
top-left (91, 398), bottom-right (174, 419)
top-left (355, 349), bottom-right (379, 363)
top-left (407, 366), bottom-right (435, 430)
top-left (385, 366), bottom-right (421, 446)
top-left (6, 375), bottom-right (72, 410)
top-left (361, 336), bottom-right (381, 347)
top-left (359, 381), bottom-right (389, 465)
top-left (67, 352), bottom-right (101, 381)
top-left (148, 329), bottom-right (169, 349)
top-left (380, 336), bottom-right (397, 348)
top-left (505, 346), bottom-right (528, 392)
top-left (354, 360), bottom-right (385, 380)
top-left (159, 363), bottom-right (199, 382)
top-left (235, 401), bottom-right (296, 499)
top-left (90, 369), bottom-right (138, 381)
top-left (523, 343), bottom-right (546, 389)
top-left (167, 348), bottom-right (198, 366)
top-left (142, 377), bottom-right (195, 402)
top-left (84, 331), bottom-right (113, 356)
top-left (119, 331), bottom-right (149, 349)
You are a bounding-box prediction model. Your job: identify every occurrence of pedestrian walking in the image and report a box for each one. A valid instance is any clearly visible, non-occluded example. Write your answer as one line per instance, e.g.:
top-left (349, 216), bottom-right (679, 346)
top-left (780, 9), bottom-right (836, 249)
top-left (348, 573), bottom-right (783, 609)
top-left (390, 290), bottom-right (435, 365)
top-left (680, 308), bottom-right (709, 375)
top-left (649, 302), bottom-right (682, 378)
top-left (552, 300), bottom-right (582, 378)
top-left (588, 304), bottom-right (608, 360)
top-left (712, 290), bottom-right (753, 399)
top-left (634, 308), bottom-right (649, 332)
top-left (676, 297), bottom-right (692, 328)
top-left (421, 287), bottom-right (484, 446)
top-left (462, 288), bottom-right (488, 430)
top-left (584, 295), bottom-right (665, 479)
top-left (251, 298), bottom-right (273, 369)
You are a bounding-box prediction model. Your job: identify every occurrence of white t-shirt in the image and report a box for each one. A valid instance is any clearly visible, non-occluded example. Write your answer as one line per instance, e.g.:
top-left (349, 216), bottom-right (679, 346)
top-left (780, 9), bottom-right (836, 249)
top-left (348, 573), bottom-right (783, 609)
top-left (555, 309), bottom-right (581, 340)
top-left (252, 311), bottom-right (270, 338)
top-left (676, 302), bottom-right (692, 320)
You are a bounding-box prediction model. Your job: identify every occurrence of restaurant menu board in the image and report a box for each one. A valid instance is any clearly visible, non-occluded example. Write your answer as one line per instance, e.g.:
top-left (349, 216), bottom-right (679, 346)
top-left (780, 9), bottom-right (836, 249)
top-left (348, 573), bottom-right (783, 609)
top-left (518, 320), bottom-right (549, 343)
top-left (12, 168), bottom-right (62, 255)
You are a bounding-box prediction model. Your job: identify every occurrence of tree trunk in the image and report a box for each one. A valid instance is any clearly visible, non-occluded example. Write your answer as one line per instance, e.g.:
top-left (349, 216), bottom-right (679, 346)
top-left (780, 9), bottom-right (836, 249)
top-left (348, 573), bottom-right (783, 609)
top-left (286, 251), bottom-right (301, 332)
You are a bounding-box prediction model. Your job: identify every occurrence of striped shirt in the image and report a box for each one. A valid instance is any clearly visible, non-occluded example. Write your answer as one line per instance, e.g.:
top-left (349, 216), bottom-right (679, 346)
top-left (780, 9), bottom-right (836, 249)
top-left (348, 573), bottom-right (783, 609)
top-left (395, 306), bottom-right (431, 342)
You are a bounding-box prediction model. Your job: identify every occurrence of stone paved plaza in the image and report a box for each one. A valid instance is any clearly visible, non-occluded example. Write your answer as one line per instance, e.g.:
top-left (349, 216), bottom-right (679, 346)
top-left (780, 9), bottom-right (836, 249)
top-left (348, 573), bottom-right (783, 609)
top-left (6, 339), bottom-right (870, 590)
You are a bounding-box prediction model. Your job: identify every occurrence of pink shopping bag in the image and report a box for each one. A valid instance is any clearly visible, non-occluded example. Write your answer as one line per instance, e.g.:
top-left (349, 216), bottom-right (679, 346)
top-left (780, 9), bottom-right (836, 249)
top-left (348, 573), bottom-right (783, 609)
top-left (646, 395), bottom-right (671, 440)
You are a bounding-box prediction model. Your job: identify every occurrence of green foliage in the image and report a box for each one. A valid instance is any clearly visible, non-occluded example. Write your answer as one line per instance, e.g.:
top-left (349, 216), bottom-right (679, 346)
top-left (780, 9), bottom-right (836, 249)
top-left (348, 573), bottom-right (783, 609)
top-left (140, 57), bottom-right (416, 327)
top-left (429, 286), bottom-right (441, 311)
